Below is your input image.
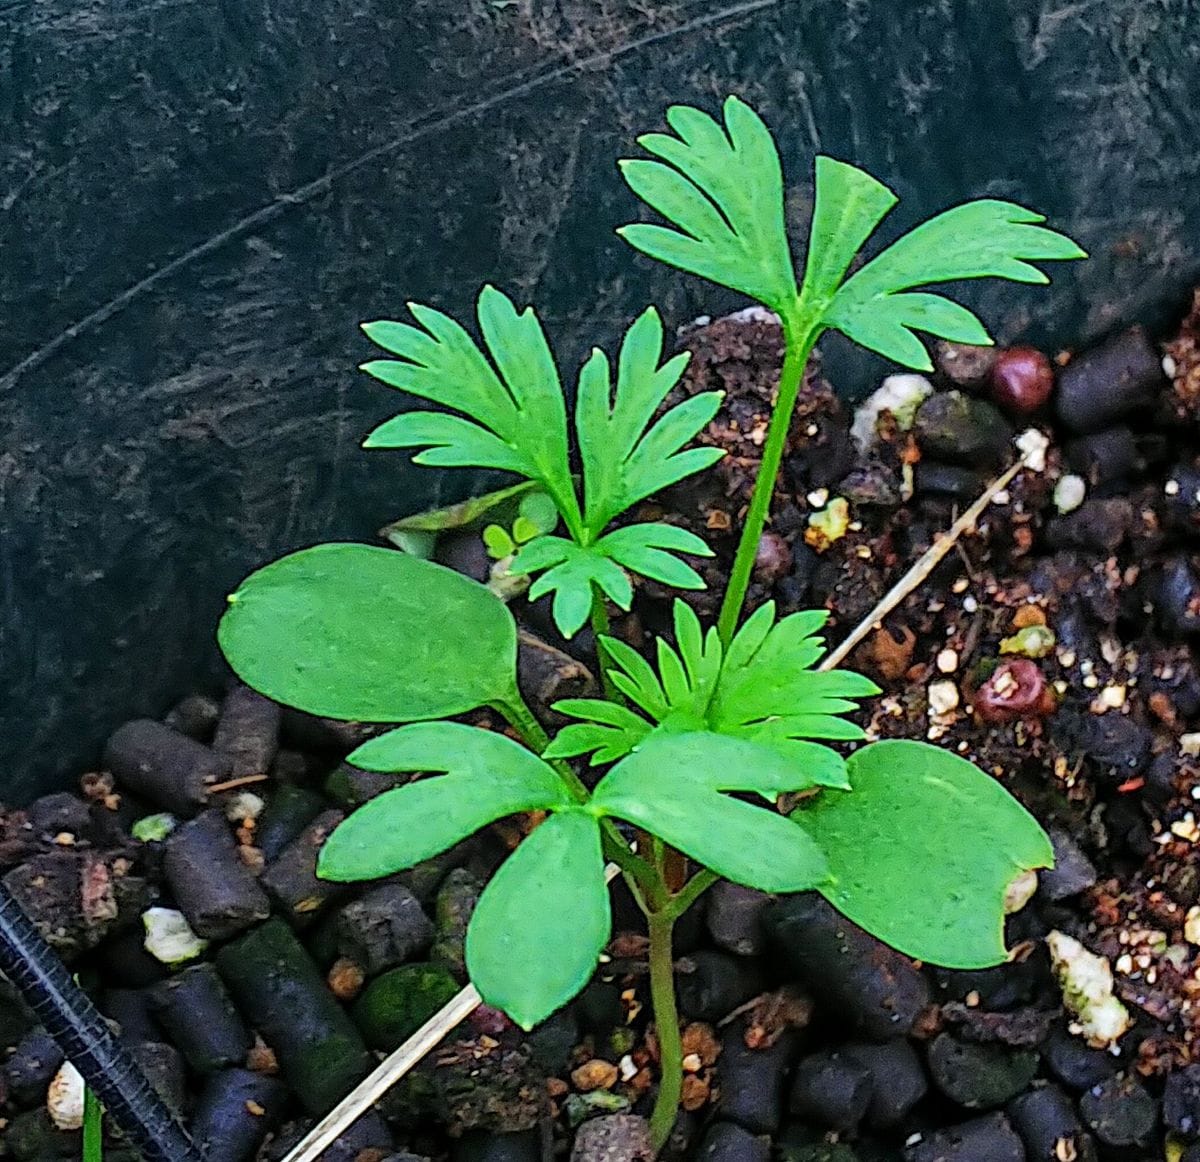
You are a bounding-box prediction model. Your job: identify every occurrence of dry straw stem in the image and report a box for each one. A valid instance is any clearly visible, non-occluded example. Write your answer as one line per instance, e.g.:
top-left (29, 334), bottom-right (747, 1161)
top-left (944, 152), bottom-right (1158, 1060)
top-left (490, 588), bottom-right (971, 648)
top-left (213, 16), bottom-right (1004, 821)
top-left (281, 451), bottom-right (1036, 1162)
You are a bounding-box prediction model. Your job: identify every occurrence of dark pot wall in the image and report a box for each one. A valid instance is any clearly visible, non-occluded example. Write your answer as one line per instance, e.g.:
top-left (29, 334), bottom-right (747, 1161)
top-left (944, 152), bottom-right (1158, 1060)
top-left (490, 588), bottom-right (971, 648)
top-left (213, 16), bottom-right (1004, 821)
top-left (2, 0), bottom-right (1198, 800)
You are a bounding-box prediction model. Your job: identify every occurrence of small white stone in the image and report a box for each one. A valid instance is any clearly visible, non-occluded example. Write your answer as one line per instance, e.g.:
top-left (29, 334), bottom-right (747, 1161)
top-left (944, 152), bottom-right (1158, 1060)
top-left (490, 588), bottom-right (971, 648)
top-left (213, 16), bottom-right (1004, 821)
top-left (1015, 428), bottom-right (1050, 473)
top-left (223, 792), bottom-right (265, 823)
top-left (143, 907), bottom-right (208, 965)
top-left (47, 1062), bottom-right (85, 1130)
top-left (1164, 353), bottom-right (1178, 378)
top-left (963, 595), bottom-right (978, 613)
top-left (1047, 930), bottom-right (1132, 1048)
top-left (850, 374), bottom-right (933, 450)
top-left (1182, 733), bottom-right (1200, 758)
top-left (991, 489), bottom-right (1011, 506)
top-left (1098, 685), bottom-right (1127, 710)
top-left (806, 488), bottom-right (829, 508)
top-left (927, 680), bottom-right (960, 716)
top-left (1053, 474), bottom-right (1087, 514)
top-left (1185, 906), bottom-right (1200, 946)
top-left (1166, 479), bottom-right (1181, 497)
top-left (723, 305), bottom-right (780, 326)
top-left (936, 648), bottom-right (959, 674)
top-left (618, 1054), bottom-right (638, 1081)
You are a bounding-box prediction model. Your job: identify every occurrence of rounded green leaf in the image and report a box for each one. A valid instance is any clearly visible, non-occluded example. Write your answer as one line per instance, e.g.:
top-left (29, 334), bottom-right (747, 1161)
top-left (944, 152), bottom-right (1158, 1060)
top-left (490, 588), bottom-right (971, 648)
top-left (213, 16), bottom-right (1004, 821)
top-left (466, 809), bottom-right (609, 1030)
top-left (219, 543), bottom-right (517, 721)
top-left (794, 739), bottom-right (1054, 969)
top-left (318, 724), bottom-right (570, 882)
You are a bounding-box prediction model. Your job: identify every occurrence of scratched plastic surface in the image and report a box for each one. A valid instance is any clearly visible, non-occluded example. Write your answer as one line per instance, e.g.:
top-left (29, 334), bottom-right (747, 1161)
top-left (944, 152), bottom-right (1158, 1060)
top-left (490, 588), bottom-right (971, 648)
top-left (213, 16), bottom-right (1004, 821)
top-left (1, 1), bottom-right (1198, 798)
top-left (0, 886), bottom-right (204, 1162)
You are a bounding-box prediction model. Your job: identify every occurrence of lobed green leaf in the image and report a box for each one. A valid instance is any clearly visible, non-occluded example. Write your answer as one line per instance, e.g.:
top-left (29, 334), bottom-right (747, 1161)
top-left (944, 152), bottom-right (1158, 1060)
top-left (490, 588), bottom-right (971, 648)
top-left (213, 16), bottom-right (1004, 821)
top-left (618, 97), bottom-right (799, 313)
top-left (317, 723), bottom-right (570, 882)
top-left (593, 733), bottom-right (830, 892)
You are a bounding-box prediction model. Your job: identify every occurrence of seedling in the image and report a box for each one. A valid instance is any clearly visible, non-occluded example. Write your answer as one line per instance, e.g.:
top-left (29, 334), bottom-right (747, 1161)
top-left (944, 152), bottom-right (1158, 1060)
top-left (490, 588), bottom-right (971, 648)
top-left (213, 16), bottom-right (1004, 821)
top-left (219, 97), bottom-right (1082, 1151)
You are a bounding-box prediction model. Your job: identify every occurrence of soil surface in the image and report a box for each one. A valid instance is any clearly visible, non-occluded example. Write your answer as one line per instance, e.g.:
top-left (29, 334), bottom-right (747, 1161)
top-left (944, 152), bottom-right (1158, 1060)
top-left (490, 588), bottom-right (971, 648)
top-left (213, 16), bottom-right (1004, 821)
top-left (6, 296), bottom-right (1200, 1162)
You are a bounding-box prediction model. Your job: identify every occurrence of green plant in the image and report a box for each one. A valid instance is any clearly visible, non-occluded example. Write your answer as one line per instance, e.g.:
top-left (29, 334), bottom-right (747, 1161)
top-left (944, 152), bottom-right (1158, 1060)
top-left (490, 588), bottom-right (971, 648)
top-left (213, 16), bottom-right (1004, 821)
top-left (218, 97), bottom-right (1082, 1153)
top-left (82, 1083), bottom-right (102, 1162)
top-left (358, 288), bottom-right (723, 639)
top-left (618, 96), bottom-right (1085, 642)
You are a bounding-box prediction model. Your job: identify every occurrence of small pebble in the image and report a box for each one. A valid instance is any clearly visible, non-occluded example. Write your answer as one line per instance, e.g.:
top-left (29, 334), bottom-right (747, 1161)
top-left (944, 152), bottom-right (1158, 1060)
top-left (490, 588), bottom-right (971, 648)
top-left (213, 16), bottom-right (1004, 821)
top-left (1053, 474), bottom-right (1087, 514)
top-left (705, 882), bottom-right (771, 957)
top-left (694, 1122), bottom-right (769, 1162)
top-left (927, 680), bottom-right (960, 716)
top-left (1079, 1074), bottom-right (1156, 1148)
top-left (789, 1049), bottom-right (872, 1133)
top-left (572, 1059), bottom-right (619, 1093)
top-left (46, 1061), bottom-right (85, 1130)
top-left (904, 1112), bottom-right (1025, 1162)
top-left (1006, 1083), bottom-right (1091, 1160)
top-left (1164, 1064), bottom-right (1200, 1137)
top-left (926, 1032), bottom-right (1038, 1109)
top-left (570, 1114), bottom-right (654, 1162)
top-left (142, 907), bottom-right (208, 965)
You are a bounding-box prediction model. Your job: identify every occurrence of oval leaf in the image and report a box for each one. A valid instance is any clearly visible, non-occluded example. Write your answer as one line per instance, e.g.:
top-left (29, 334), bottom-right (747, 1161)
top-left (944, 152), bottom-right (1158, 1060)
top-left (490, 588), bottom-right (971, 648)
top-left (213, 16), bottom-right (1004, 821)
top-left (466, 809), bottom-right (609, 1030)
top-left (219, 543), bottom-right (517, 721)
top-left (794, 739), bottom-right (1054, 969)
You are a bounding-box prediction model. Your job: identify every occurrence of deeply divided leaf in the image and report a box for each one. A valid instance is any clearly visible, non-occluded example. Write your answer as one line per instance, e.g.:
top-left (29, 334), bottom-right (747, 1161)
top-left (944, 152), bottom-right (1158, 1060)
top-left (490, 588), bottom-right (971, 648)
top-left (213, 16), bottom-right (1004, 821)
top-left (550, 599), bottom-right (871, 784)
top-left (219, 544), bottom-right (518, 722)
top-left (576, 307), bottom-right (725, 534)
top-left (362, 286), bottom-right (580, 527)
top-left (793, 739), bottom-right (1054, 968)
top-left (593, 733), bottom-right (829, 892)
top-left (619, 97), bottom-right (800, 313)
top-left (318, 724), bottom-right (570, 881)
top-left (466, 809), bottom-right (609, 1030)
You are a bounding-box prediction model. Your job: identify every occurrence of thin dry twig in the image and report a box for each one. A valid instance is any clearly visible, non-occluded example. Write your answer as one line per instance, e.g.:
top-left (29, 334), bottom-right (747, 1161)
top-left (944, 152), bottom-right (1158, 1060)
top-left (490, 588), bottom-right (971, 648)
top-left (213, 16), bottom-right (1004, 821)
top-left (281, 452), bottom-right (1036, 1162)
top-left (819, 455), bottom-right (1029, 672)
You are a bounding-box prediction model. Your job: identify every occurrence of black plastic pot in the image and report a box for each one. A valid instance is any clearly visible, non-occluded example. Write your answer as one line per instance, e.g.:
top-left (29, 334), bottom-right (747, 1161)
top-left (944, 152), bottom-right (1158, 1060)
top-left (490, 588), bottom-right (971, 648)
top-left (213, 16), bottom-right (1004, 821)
top-left (2, 0), bottom-right (1199, 801)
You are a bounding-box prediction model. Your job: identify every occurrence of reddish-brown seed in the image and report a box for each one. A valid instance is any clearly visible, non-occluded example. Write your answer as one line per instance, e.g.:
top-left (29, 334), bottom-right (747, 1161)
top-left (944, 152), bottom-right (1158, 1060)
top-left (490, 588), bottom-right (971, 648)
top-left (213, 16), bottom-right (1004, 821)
top-left (972, 659), bottom-right (1052, 723)
top-left (990, 347), bottom-right (1055, 414)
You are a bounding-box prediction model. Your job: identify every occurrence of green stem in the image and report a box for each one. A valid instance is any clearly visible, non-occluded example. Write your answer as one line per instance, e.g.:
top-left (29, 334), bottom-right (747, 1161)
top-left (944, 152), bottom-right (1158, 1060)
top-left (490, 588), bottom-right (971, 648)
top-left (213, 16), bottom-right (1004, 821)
top-left (647, 908), bottom-right (682, 1152)
top-left (493, 692), bottom-right (662, 901)
top-left (589, 593), bottom-right (621, 702)
top-left (665, 868), bottom-right (718, 920)
top-left (83, 1084), bottom-right (103, 1162)
top-left (716, 316), bottom-right (823, 646)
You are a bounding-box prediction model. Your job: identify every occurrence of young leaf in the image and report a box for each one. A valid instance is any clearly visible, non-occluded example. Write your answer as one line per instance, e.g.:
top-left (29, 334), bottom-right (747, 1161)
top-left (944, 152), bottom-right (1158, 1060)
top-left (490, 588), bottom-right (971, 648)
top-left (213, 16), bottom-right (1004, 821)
top-left (576, 306), bottom-right (725, 534)
top-left (361, 286), bottom-right (580, 529)
top-left (541, 699), bottom-right (652, 765)
top-left (550, 599), bottom-right (871, 780)
top-left (593, 733), bottom-right (829, 892)
top-left (622, 98), bottom-right (1084, 373)
top-left (509, 537), bottom-right (634, 638)
top-left (379, 480), bottom-right (546, 537)
top-left (219, 544), bottom-right (518, 722)
top-left (466, 808), bottom-right (608, 1030)
top-left (595, 523), bottom-right (713, 591)
top-left (618, 97), bottom-right (800, 313)
top-left (793, 739), bottom-right (1054, 968)
top-left (318, 723), bottom-right (570, 882)
top-left (822, 191), bottom-right (1087, 371)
